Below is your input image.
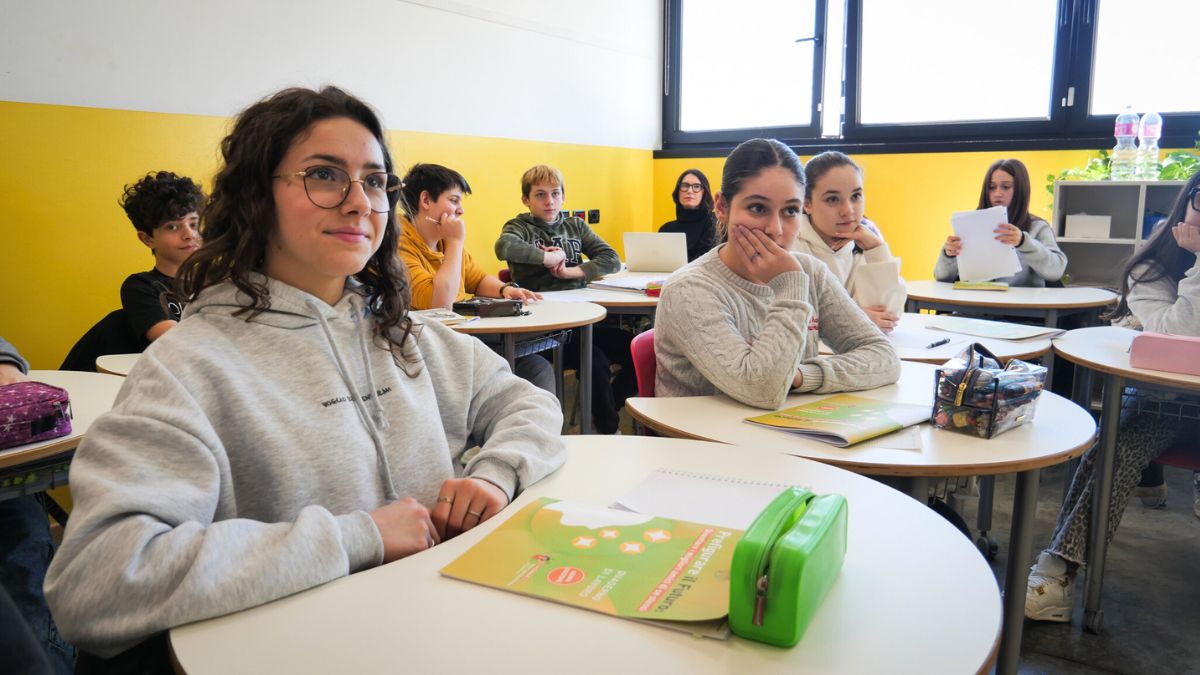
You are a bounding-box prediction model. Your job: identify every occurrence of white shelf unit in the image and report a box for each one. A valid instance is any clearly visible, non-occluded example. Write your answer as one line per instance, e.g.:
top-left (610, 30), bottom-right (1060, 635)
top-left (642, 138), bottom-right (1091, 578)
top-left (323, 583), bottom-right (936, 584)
top-left (1052, 180), bottom-right (1185, 287)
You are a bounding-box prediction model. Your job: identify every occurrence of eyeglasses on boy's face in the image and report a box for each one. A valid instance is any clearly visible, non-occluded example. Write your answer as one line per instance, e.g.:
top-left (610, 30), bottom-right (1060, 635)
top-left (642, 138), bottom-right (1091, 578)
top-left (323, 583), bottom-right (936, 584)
top-left (679, 182), bottom-right (705, 193)
top-left (275, 165), bottom-right (402, 214)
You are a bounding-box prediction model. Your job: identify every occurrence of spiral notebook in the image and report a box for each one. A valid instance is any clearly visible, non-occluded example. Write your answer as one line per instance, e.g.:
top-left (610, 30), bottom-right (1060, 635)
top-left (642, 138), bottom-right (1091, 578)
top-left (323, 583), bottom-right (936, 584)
top-left (611, 468), bottom-right (802, 530)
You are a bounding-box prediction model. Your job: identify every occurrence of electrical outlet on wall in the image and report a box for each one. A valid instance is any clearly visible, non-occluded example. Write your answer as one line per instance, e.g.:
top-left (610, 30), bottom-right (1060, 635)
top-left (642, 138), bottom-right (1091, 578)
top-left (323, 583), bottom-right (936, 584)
top-left (587, 209), bottom-right (599, 224)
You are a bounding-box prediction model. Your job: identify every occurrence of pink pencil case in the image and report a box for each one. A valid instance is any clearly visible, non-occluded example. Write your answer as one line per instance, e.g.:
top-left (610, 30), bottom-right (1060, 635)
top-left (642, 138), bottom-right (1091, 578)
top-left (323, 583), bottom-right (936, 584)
top-left (1129, 332), bottom-right (1200, 377)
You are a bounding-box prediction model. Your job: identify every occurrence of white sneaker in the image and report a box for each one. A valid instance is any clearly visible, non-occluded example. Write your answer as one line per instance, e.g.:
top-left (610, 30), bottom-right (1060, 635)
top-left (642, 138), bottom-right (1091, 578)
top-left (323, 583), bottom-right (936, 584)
top-left (1192, 472), bottom-right (1200, 520)
top-left (1025, 551), bottom-right (1074, 622)
top-left (1131, 482), bottom-right (1167, 508)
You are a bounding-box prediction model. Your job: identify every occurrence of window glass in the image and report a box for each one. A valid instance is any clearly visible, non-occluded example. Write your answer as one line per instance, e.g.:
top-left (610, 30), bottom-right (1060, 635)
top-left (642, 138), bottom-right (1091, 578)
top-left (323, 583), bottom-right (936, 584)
top-left (1090, 0), bottom-right (1200, 116)
top-left (679, 0), bottom-right (817, 131)
top-left (858, 0), bottom-right (1057, 124)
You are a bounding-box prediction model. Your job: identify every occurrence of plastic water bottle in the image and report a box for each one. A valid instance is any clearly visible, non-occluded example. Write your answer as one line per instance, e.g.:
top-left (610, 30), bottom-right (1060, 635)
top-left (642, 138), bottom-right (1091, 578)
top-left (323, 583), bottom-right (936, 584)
top-left (1136, 111), bottom-right (1162, 180)
top-left (1110, 106), bottom-right (1138, 181)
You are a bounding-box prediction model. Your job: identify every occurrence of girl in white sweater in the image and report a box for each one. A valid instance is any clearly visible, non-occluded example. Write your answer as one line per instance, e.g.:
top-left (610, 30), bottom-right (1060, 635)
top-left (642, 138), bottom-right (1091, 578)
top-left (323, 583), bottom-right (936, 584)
top-left (1025, 172), bottom-right (1200, 622)
top-left (793, 151), bottom-right (906, 332)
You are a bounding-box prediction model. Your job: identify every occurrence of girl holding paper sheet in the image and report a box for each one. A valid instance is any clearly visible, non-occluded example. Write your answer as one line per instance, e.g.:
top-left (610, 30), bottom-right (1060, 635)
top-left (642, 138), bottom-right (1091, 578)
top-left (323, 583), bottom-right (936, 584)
top-left (934, 158), bottom-right (1067, 287)
top-left (792, 151), bottom-right (906, 333)
top-left (1025, 173), bottom-right (1200, 623)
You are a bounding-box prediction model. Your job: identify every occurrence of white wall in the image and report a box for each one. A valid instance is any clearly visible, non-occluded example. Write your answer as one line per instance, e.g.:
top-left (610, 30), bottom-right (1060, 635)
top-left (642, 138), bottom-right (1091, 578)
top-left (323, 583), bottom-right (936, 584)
top-left (0, 0), bottom-right (662, 149)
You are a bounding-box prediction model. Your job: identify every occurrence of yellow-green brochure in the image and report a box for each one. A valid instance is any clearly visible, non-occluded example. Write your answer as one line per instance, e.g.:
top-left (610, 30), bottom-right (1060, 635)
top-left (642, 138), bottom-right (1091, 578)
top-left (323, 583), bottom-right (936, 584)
top-left (441, 497), bottom-right (741, 637)
top-left (744, 394), bottom-right (929, 447)
top-left (952, 280), bottom-right (1009, 291)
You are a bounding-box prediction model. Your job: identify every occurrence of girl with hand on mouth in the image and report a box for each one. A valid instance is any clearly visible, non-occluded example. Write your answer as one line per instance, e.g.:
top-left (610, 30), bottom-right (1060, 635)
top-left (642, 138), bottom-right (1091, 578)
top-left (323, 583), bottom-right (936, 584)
top-left (935, 158), bottom-right (1067, 287)
top-left (654, 139), bottom-right (900, 410)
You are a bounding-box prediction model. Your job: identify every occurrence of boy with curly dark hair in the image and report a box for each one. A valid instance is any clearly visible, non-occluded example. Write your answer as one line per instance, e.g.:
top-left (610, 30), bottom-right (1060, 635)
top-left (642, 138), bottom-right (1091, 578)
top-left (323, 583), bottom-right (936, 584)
top-left (118, 171), bottom-right (206, 345)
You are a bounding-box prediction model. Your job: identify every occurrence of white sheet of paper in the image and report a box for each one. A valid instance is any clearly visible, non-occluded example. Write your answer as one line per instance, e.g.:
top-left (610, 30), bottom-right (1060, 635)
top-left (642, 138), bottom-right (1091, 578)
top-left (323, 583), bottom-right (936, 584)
top-left (853, 259), bottom-right (906, 315)
top-left (611, 468), bottom-right (802, 530)
top-left (951, 205), bottom-right (1022, 282)
top-left (887, 327), bottom-right (971, 351)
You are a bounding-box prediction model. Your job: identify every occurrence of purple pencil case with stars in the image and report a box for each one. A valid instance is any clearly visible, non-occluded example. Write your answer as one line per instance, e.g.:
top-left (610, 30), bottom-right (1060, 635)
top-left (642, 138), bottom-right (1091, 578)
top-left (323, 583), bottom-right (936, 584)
top-left (0, 381), bottom-right (72, 450)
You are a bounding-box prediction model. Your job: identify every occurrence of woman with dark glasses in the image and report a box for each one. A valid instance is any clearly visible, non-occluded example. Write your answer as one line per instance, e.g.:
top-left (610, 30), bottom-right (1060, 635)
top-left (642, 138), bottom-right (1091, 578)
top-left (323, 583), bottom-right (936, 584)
top-left (659, 168), bottom-right (718, 261)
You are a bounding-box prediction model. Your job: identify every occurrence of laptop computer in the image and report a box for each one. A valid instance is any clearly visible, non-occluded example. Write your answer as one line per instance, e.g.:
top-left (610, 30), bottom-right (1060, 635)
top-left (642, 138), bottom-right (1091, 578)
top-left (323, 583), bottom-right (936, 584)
top-left (623, 232), bottom-right (688, 273)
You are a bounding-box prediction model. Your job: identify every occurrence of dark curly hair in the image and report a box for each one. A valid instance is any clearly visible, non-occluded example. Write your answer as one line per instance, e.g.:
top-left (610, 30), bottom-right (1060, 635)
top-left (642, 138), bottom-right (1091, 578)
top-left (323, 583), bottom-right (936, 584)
top-left (177, 86), bottom-right (415, 363)
top-left (119, 171), bottom-right (206, 235)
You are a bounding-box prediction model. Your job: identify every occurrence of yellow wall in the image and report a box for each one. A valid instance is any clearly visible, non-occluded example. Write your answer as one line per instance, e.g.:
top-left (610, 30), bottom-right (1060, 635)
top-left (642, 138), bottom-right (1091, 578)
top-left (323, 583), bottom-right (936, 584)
top-left (0, 97), bottom-right (1161, 371)
top-left (0, 101), bottom-right (653, 369)
top-left (653, 150), bottom-right (1103, 287)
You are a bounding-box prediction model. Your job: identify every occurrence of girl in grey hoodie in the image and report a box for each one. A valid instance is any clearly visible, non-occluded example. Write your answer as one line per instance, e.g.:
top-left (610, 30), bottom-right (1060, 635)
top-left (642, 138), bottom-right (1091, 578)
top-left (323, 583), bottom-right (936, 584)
top-left (45, 87), bottom-right (566, 663)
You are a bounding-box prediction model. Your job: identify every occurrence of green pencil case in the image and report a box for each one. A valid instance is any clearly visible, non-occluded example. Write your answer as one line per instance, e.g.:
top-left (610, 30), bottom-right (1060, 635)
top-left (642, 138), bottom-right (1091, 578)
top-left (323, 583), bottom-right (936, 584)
top-left (729, 487), bottom-right (848, 647)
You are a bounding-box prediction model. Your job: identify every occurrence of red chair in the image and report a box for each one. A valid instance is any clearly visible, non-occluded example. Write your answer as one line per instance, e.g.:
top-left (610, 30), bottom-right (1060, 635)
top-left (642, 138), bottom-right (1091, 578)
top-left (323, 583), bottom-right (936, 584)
top-left (498, 268), bottom-right (511, 283)
top-left (630, 329), bottom-right (656, 397)
top-left (1156, 443), bottom-right (1200, 472)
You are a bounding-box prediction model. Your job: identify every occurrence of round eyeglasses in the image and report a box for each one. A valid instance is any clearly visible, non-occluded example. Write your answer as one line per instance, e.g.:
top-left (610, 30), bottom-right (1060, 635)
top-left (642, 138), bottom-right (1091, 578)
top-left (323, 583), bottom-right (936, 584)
top-left (275, 166), bottom-right (402, 214)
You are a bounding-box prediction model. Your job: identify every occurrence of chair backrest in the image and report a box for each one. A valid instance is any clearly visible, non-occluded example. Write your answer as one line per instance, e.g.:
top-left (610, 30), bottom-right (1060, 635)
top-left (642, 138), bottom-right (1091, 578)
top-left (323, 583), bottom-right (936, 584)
top-left (1157, 442), bottom-right (1200, 471)
top-left (59, 309), bottom-right (143, 371)
top-left (498, 268), bottom-right (511, 283)
top-left (630, 329), bottom-right (656, 397)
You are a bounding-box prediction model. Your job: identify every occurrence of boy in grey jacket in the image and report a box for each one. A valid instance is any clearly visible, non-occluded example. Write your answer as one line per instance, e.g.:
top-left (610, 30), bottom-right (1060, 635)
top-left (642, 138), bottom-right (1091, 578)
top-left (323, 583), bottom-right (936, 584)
top-left (493, 164), bottom-right (635, 433)
top-left (494, 164), bottom-right (621, 292)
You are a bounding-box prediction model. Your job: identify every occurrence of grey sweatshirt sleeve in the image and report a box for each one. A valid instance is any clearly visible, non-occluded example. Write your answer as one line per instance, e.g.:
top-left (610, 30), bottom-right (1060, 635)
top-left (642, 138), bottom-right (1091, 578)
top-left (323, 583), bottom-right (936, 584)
top-left (1127, 254), bottom-right (1200, 335)
top-left (659, 270), bottom-right (813, 410)
top-left (0, 337), bottom-right (29, 373)
top-left (494, 219), bottom-right (547, 266)
top-left (43, 354), bottom-right (383, 657)
top-left (434, 326), bottom-right (566, 499)
top-left (799, 262), bottom-right (901, 393)
top-left (933, 249), bottom-right (959, 282)
top-left (575, 223), bottom-right (621, 281)
top-left (1016, 219), bottom-right (1067, 282)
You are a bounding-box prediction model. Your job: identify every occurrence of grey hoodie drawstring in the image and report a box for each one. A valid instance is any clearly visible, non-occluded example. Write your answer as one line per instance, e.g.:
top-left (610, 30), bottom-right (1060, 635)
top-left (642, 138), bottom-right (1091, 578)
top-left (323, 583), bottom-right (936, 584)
top-left (307, 298), bottom-right (399, 501)
top-left (350, 297), bottom-right (389, 431)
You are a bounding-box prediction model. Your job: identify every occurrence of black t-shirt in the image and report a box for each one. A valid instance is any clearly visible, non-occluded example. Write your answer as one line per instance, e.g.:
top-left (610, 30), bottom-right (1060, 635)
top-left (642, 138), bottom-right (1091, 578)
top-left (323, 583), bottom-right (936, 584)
top-left (120, 269), bottom-right (182, 344)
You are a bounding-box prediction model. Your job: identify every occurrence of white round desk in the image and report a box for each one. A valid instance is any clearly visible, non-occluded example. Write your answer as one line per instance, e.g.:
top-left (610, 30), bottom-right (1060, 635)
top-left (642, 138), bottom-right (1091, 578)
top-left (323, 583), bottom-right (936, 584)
top-left (541, 287), bottom-right (659, 313)
top-left (0, 370), bottom-right (125, 472)
top-left (452, 300), bottom-right (606, 433)
top-left (820, 313), bottom-right (1052, 365)
top-left (905, 280), bottom-right (1117, 326)
top-left (170, 435), bottom-right (1001, 675)
top-left (96, 353), bottom-right (140, 376)
top-left (626, 361), bottom-right (1096, 675)
top-left (1053, 326), bottom-right (1200, 633)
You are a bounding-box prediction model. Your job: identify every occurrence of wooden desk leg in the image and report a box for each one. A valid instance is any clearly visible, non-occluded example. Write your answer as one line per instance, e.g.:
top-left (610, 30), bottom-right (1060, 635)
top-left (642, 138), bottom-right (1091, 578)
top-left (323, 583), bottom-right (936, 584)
top-left (579, 324), bottom-right (593, 434)
top-left (997, 468), bottom-right (1040, 675)
top-left (1084, 373), bottom-right (1124, 633)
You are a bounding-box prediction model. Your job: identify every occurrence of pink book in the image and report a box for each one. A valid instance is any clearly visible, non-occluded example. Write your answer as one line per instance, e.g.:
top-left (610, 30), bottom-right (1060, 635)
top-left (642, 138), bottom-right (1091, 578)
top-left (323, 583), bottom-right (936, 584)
top-left (1129, 332), bottom-right (1200, 377)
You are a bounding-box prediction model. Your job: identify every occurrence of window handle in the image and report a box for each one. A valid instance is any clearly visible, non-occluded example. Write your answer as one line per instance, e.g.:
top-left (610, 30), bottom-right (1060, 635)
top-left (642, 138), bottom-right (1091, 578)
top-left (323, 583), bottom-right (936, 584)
top-left (794, 35), bottom-right (822, 45)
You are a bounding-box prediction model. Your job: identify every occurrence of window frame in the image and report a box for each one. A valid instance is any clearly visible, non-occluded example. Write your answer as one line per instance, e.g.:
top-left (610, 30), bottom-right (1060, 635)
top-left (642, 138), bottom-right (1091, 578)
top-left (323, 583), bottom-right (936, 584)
top-left (662, 0), bottom-right (828, 147)
top-left (660, 0), bottom-right (1200, 156)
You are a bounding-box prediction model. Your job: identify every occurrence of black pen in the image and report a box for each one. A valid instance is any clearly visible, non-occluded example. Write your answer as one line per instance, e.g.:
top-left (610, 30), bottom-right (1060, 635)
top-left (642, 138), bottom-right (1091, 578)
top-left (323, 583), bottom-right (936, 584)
top-left (925, 338), bottom-right (951, 349)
